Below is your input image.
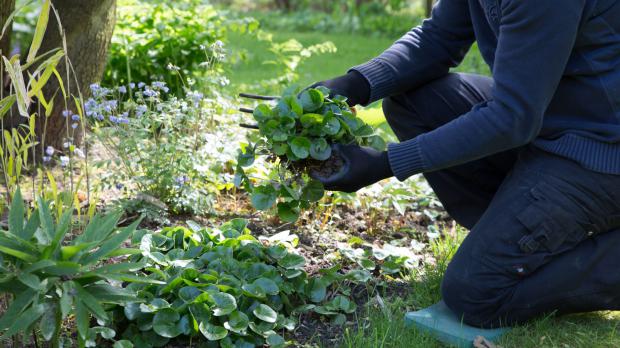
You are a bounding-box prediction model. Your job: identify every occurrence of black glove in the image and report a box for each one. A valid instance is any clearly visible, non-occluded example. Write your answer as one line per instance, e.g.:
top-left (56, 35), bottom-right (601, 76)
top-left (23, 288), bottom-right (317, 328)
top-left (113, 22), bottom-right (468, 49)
top-left (309, 70), bottom-right (370, 106)
top-left (311, 144), bottom-right (393, 193)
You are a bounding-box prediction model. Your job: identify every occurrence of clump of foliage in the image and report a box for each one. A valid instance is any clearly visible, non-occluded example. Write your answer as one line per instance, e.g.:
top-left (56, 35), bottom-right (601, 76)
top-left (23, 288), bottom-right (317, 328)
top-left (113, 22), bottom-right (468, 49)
top-left (236, 87), bottom-right (385, 222)
top-left (87, 79), bottom-right (243, 215)
top-left (106, 0), bottom-right (258, 94)
top-left (109, 220), bottom-right (368, 347)
top-left (0, 190), bottom-right (144, 347)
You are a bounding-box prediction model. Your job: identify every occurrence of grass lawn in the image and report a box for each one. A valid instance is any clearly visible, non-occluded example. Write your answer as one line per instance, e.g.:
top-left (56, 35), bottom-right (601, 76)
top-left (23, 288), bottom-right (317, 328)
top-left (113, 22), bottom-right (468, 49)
top-left (227, 26), bottom-right (620, 348)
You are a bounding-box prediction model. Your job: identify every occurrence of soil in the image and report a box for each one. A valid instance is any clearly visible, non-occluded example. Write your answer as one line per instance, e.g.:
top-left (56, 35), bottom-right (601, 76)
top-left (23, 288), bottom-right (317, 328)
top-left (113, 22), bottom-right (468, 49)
top-left (306, 152), bottom-right (345, 179)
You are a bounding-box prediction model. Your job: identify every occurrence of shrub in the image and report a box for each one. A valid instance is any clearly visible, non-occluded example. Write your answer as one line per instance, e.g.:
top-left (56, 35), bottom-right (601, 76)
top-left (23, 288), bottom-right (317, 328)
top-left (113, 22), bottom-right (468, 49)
top-left (235, 87), bottom-right (386, 222)
top-left (105, 0), bottom-right (259, 95)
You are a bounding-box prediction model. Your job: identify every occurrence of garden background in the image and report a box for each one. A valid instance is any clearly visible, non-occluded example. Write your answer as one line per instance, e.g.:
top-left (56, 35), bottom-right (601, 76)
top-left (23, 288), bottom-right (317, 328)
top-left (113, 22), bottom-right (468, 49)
top-left (0, 0), bottom-right (617, 347)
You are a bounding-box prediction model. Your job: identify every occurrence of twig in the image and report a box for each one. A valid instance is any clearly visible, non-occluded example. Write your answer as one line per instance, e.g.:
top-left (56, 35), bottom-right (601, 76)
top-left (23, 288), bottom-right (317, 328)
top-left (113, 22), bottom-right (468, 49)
top-left (239, 107), bottom-right (254, 114)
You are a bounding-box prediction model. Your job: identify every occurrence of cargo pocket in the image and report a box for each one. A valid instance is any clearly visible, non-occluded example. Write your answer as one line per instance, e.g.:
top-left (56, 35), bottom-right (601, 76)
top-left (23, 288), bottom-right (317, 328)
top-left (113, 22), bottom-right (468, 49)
top-left (515, 180), bottom-right (593, 255)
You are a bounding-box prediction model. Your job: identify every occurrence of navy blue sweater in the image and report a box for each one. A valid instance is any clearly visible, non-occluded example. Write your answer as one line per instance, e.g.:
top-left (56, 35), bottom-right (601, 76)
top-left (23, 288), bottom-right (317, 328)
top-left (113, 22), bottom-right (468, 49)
top-left (352, 0), bottom-right (620, 179)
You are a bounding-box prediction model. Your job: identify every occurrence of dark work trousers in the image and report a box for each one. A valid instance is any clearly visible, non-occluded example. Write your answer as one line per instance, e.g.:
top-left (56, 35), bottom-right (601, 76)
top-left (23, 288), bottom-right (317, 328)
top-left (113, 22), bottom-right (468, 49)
top-left (382, 73), bottom-right (620, 328)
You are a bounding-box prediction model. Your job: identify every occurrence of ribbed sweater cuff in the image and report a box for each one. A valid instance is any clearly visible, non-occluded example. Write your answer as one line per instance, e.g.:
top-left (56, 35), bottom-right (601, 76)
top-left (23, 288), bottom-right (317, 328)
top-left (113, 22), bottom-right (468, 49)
top-left (387, 138), bottom-right (428, 181)
top-left (349, 59), bottom-right (396, 104)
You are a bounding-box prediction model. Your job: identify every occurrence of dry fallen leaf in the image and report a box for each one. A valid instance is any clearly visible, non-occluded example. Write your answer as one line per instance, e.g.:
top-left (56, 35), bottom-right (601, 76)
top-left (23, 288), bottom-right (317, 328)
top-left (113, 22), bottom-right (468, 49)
top-left (474, 336), bottom-right (502, 348)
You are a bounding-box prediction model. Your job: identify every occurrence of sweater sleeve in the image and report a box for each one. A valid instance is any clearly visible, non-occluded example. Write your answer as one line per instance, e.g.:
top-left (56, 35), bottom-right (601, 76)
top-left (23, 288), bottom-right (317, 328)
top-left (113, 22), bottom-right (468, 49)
top-left (387, 0), bottom-right (585, 181)
top-left (351, 0), bottom-right (476, 103)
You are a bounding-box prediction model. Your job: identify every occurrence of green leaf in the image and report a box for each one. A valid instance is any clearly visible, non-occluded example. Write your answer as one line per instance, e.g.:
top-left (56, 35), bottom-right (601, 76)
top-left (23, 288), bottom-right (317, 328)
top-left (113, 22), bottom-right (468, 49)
top-left (301, 180), bottom-right (325, 203)
top-left (308, 278), bottom-right (328, 303)
top-left (266, 333), bottom-right (286, 347)
top-left (37, 197), bottom-right (55, 243)
top-left (153, 308), bottom-right (182, 338)
top-left (0, 289), bottom-right (36, 330)
top-left (237, 143), bottom-right (255, 167)
top-left (299, 89), bottom-right (324, 112)
top-left (289, 136), bottom-right (311, 159)
top-left (300, 113), bottom-right (323, 128)
top-left (178, 286), bottom-right (202, 303)
top-left (8, 188), bottom-right (24, 239)
top-left (277, 202), bottom-right (299, 223)
top-left (76, 210), bottom-right (122, 244)
top-left (199, 321), bottom-right (228, 341)
top-left (241, 283), bottom-right (267, 299)
top-left (224, 311), bottom-right (249, 334)
top-left (74, 283), bottom-right (109, 322)
top-left (22, 207), bottom-right (40, 240)
top-left (2, 304), bottom-right (45, 338)
top-left (278, 253), bottom-right (305, 269)
top-left (27, 0), bottom-right (50, 63)
top-left (114, 340), bottom-right (134, 348)
top-left (17, 273), bottom-right (42, 290)
top-left (0, 95), bottom-right (16, 119)
top-left (75, 299), bottom-right (89, 340)
top-left (322, 114), bottom-right (341, 135)
top-left (309, 138), bottom-right (332, 161)
top-left (331, 295), bottom-right (357, 314)
top-left (272, 142), bottom-right (289, 156)
top-left (81, 218), bottom-right (141, 265)
top-left (253, 278), bottom-right (279, 296)
top-left (250, 185), bottom-right (277, 211)
top-left (40, 304), bottom-right (59, 341)
top-left (253, 104), bottom-right (273, 122)
top-left (253, 304), bottom-right (277, 323)
top-left (211, 292), bottom-right (237, 316)
top-left (367, 135), bottom-right (386, 151)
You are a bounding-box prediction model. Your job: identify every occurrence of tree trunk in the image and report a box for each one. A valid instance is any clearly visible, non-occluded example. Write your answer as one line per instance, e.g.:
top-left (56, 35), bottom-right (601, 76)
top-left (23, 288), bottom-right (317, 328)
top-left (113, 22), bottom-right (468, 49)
top-left (1, 0), bottom-right (16, 88)
top-left (426, 0), bottom-right (434, 17)
top-left (36, 0), bottom-right (116, 151)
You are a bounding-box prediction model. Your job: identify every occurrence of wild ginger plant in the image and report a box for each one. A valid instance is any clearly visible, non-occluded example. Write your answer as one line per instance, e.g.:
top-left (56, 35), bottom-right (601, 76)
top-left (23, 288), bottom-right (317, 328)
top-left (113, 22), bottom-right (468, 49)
top-left (235, 87), bottom-right (386, 222)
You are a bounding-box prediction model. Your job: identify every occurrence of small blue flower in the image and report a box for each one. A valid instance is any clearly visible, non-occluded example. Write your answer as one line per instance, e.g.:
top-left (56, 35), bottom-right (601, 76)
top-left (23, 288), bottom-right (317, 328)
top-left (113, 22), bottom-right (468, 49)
top-left (129, 83), bottom-right (136, 89)
top-left (90, 83), bottom-right (100, 93)
top-left (45, 146), bottom-right (54, 156)
top-left (115, 183), bottom-right (124, 190)
top-left (62, 109), bottom-right (73, 118)
top-left (60, 156), bottom-right (70, 167)
top-left (138, 82), bottom-right (146, 89)
top-left (120, 118), bottom-right (130, 125)
top-left (118, 86), bottom-right (127, 94)
top-left (43, 156), bottom-right (51, 163)
top-left (152, 81), bottom-right (167, 89)
top-left (109, 116), bottom-right (118, 123)
top-left (136, 105), bottom-right (147, 117)
top-left (71, 123), bottom-right (78, 129)
top-left (71, 114), bottom-right (80, 122)
top-left (143, 88), bottom-right (157, 98)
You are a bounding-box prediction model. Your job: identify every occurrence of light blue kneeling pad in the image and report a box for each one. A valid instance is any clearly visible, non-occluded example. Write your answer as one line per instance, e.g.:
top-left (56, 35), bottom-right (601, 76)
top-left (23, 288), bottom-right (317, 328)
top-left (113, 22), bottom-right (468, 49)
top-left (404, 301), bottom-right (510, 347)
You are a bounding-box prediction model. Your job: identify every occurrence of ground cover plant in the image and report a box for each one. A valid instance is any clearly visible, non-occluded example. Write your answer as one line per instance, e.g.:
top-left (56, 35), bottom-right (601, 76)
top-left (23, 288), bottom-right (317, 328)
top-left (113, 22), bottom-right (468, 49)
top-left (235, 87), bottom-right (385, 222)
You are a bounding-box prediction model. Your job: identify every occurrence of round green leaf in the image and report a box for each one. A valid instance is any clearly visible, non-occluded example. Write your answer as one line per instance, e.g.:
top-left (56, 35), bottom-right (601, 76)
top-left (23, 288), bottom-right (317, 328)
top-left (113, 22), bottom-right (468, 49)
top-left (253, 104), bottom-right (273, 122)
top-left (199, 321), bottom-right (228, 341)
top-left (253, 304), bottom-right (277, 323)
top-left (289, 136), bottom-right (311, 159)
top-left (242, 283), bottom-right (267, 299)
top-left (211, 292), bottom-right (237, 316)
top-left (152, 308), bottom-right (182, 338)
top-left (277, 202), bottom-right (300, 223)
top-left (272, 142), bottom-right (289, 156)
top-left (251, 185), bottom-right (277, 211)
top-left (278, 253), bottom-right (305, 269)
top-left (223, 311), bottom-right (249, 334)
top-left (113, 340), bottom-right (134, 348)
top-left (309, 138), bottom-right (332, 161)
top-left (308, 278), bottom-right (328, 303)
top-left (301, 180), bottom-right (325, 203)
top-left (179, 286), bottom-right (202, 303)
top-left (300, 113), bottom-right (323, 128)
top-left (323, 115), bottom-right (341, 135)
top-left (299, 89), bottom-right (324, 112)
top-left (266, 333), bottom-right (286, 347)
top-left (253, 277), bottom-right (280, 296)
top-left (367, 135), bottom-right (386, 151)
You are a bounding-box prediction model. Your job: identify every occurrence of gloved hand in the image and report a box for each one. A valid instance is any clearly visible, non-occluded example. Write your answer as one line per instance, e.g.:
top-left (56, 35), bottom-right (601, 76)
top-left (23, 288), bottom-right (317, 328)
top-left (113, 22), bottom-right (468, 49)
top-left (309, 70), bottom-right (370, 107)
top-left (311, 144), bottom-right (393, 193)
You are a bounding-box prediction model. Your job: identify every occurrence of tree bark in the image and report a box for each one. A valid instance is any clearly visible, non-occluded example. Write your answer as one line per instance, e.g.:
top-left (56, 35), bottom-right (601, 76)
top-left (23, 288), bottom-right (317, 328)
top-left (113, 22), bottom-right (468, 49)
top-left (35, 0), bottom-right (116, 151)
top-left (1, 0), bottom-right (16, 88)
top-left (426, 0), bottom-right (434, 17)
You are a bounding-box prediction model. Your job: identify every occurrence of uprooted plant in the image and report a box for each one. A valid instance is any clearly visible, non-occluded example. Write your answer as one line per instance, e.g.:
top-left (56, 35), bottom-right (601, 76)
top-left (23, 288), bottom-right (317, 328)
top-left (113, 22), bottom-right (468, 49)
top-left (235, 87), bottom-right (386, 222)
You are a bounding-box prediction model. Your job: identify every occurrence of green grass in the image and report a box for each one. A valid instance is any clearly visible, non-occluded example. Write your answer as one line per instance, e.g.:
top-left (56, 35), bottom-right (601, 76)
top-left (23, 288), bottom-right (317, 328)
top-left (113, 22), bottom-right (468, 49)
top-left (228, 24), bottom-right (620, 348)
